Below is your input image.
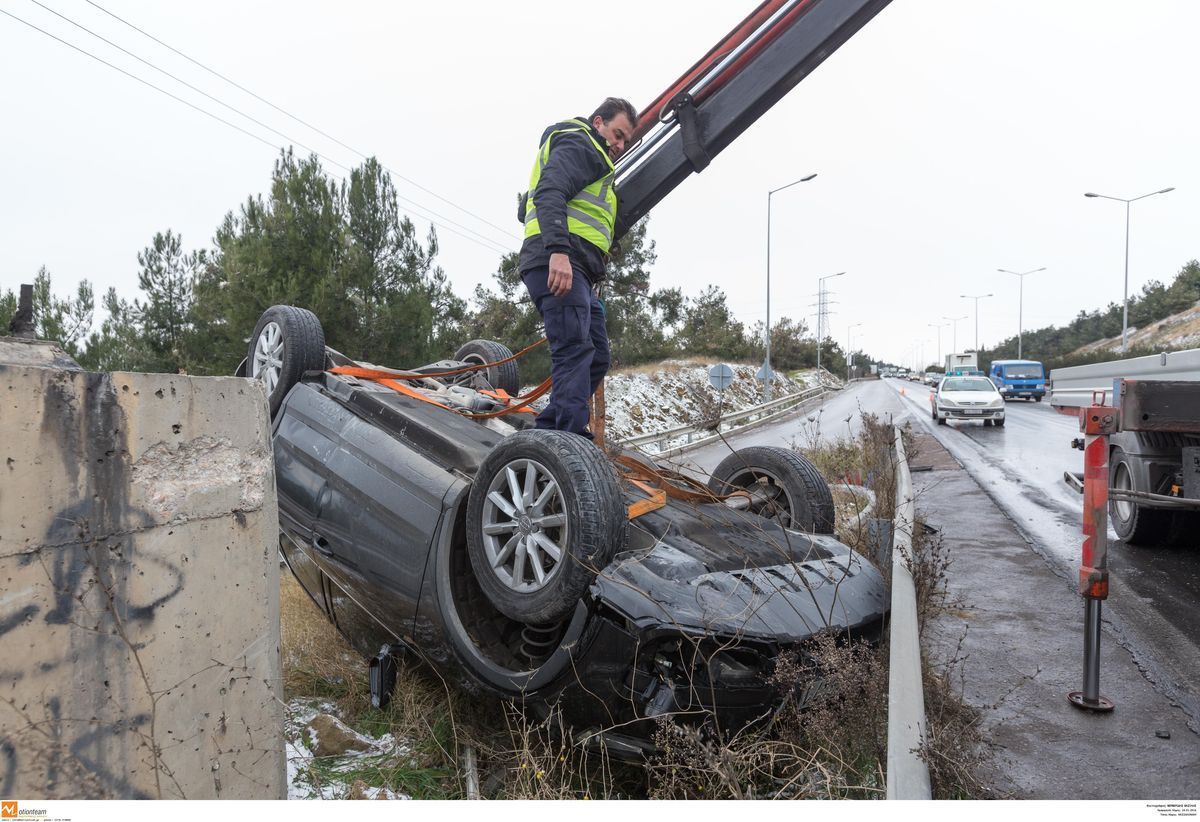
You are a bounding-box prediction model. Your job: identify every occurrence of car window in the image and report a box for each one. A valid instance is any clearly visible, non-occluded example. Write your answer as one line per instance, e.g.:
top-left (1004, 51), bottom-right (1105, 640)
top-left (941, 378), bottom-right (994, 392)
top-left (1006, 367), bottom-right (1044, 379)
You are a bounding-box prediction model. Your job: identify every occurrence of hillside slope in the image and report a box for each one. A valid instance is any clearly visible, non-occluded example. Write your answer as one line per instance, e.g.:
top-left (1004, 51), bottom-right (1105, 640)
top-left (1071, 301), bottom-right (1200, 357)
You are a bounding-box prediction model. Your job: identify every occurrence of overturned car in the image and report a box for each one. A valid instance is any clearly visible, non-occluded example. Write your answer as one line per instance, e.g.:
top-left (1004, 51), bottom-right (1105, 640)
top-left (243, 305), bottom-right (889, 755)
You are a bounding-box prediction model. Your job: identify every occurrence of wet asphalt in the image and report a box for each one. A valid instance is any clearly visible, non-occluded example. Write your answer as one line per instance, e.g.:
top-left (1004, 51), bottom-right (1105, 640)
top-left (677, 378), bottom-right (1200, 798)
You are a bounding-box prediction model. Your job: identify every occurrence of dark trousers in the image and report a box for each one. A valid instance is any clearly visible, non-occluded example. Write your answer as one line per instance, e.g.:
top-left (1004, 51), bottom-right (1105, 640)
top-left (521, 266), bottom-right (610, 437)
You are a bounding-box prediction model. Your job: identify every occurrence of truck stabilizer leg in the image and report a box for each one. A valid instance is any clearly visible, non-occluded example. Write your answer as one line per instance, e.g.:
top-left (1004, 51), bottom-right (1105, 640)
top-left (1068, 403), bottom-right (1116, 712)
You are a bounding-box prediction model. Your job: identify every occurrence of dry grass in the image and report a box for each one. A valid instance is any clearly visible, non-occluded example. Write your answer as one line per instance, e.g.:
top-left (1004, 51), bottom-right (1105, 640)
top-left (645, 634), bottom-right (889, 799)
top-left (280, 575), bottom-right (367, 709)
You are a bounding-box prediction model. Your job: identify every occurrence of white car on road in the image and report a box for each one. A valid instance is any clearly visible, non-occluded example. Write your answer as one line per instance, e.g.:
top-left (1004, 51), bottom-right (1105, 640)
top-left (930, 375), bottom-right (1006, 427)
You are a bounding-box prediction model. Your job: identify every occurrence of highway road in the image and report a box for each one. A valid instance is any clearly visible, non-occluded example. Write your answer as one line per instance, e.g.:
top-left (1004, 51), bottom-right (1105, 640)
top-left (678, 377), bottom-right (1200, 727)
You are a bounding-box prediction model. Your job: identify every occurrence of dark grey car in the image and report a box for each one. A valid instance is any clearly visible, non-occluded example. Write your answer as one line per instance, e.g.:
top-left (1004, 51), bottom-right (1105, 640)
top-left (244, 305), bottom-right (889, 755)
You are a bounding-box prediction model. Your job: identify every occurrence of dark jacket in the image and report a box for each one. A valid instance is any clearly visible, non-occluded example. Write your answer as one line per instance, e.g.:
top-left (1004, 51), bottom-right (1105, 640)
top-left (518, 118), bottom-right (619, 284)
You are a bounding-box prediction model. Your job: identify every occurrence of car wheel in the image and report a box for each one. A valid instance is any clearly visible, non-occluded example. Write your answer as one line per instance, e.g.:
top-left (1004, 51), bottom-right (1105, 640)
top-left (1110, 447), bottom-right (1170, 544)
top-left (466, 430), bottom-right (626, 624)
top-left (454, 340), bottom-right (520, 395)
top-left (937, 416), bottom-right (947, 426)
top-left (1035, 396), bottom-right (1042, 403)
top-left (994, 417), bottom-right (1005, 427)
top-left (248, 305), bottom-right (326, 418)
top-left (983, 419), bottom-right (993, 427)
top-left (707, 446), bottom-right (835, 534)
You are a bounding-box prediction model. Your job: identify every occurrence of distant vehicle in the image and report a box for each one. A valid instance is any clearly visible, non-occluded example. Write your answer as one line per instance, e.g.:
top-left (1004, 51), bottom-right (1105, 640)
top-left (944, 352), bottom-right (978, 375)
top-left (930, 375), bottom-right (1006, 427)
top-left (923, 372), bottom-right (942, 386)
top-left (989, 359), bottom-right (1045, 401)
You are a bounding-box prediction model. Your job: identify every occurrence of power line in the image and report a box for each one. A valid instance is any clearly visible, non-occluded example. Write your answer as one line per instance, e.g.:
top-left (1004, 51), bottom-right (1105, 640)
top-left (84, 0), bottom-right (522, 246)
top-left (5, 4), bottom-right (514, 257)
top-left (3, 8), bottom-right (278, 152)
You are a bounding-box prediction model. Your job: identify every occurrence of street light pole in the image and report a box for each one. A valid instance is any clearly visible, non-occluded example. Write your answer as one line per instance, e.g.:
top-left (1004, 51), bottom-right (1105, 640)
top-left (943, 315), bottom-right (967, 356)
top-left (997, 267), bottom-right (1046, 359)
top-left (960, 293), bottom-right (993, 354)
top-left (846, 322), bottom-right (862, 382)
top-left (1084, 187), bottom-right (1175, 353)
top-left (765, 173), bottom-right (817, 400)
top-left (815, 271), bottom-right (845, 377)
top-left (928, 322), bottom-right (946, 367)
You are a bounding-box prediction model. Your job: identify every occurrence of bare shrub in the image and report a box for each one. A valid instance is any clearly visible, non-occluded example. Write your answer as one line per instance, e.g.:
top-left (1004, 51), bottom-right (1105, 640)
top-left (644, 634), bottom-right (888, 799)
top-left (907, 520), bottom-right (993, 799)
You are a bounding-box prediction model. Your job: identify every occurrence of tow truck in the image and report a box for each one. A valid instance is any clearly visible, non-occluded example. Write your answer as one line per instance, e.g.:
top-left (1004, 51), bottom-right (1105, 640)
top-left (1050, 349), bottom-right (1200, 545)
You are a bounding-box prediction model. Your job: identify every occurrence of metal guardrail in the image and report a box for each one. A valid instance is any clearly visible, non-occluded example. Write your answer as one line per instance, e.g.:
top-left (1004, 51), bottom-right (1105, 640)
top-left (887, 426), bottom-right (933, 800)
top-left (620, 385), bottom-right (829, 455)
top-left (1049, 347), bottom-right (1200, 408)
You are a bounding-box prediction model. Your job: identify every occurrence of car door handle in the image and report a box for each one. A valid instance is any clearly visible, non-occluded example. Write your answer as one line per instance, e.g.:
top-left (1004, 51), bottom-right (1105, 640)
top-left (313, 534), bottom-right (333, 556)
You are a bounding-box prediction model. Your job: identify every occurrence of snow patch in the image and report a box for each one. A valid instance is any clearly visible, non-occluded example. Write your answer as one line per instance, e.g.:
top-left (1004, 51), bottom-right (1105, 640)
top-left (525, 363), bottom-right (841, 445)
top-left (284, 698), bottom-right (414, 801)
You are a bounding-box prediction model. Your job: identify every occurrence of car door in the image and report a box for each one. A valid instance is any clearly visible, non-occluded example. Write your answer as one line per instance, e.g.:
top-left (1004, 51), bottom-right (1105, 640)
top-left (311, 400), bottom-right (456, 637)
top-left (272, 384), bottom-right (341, 607)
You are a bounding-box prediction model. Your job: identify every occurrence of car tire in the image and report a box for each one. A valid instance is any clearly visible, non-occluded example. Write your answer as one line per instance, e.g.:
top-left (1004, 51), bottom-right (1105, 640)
top-left (1035, 396), bottom-right (1042, 403)
top-left (454, 340), bottom-right (520, 395)
top-left (466, 430), bottom-right (626, 624)
top-left (983, 419), bottom-right (993, 427)
top-left (937, 417), bottom-right (947, 426)
top-left (707, 446), bottom-right (835, 534)
top-left (248, 305), bottom-right (326, 419)
top-left (994, 417), bottom-right (1005, 427)
top-left (1110, 447), bottom-right (1170, 544)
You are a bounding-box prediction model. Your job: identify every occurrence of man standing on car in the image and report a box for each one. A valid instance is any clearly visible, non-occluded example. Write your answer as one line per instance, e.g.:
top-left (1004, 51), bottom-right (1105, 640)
top-left (518, 97), bottom-right (637, 438)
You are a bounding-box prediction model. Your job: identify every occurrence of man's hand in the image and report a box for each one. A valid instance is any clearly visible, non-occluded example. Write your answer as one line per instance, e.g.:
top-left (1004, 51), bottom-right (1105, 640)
top-left (548, 252), bottom-right (573, 297)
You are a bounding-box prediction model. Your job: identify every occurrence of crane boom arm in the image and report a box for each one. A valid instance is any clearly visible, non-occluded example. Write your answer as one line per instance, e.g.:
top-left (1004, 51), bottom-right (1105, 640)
top-left (615, 0), bottom-right (891, 229)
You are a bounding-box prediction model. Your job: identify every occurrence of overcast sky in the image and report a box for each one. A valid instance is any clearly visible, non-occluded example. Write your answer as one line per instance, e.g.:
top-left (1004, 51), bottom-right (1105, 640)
top-left (4, 0), bottom-right (1197, 367)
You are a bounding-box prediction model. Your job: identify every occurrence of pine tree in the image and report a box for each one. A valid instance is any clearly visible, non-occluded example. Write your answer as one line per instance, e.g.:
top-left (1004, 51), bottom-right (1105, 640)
top-left (30, 267), bottom-right (94, 357)
top-left (135, 230), bottom-right (204, 372)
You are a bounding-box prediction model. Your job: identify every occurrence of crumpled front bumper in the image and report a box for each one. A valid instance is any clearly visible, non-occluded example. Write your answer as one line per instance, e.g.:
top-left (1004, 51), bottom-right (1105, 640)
top-left (548, 530), bottom-right (889, 751)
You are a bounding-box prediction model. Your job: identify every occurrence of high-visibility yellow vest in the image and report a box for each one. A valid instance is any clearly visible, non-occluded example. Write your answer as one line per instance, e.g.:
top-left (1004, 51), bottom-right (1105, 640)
top-left (522, 119), bottom-right (617, 254)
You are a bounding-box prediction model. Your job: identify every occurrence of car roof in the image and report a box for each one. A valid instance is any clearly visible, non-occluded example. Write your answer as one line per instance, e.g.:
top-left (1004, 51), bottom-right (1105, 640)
top-left (940, 376), bottom-right (994, 386)
top-left (990, 359), bottom-right (1042, 366)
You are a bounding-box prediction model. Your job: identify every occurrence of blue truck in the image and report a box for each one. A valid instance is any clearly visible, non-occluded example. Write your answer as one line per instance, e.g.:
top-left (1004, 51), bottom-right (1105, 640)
top-left (989, 359), bottom-right (1046, 401)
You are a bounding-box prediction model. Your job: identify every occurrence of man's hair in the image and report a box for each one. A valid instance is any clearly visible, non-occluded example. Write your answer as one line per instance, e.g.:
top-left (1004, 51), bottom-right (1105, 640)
top-left (591, 97), bottom-right (638, 128)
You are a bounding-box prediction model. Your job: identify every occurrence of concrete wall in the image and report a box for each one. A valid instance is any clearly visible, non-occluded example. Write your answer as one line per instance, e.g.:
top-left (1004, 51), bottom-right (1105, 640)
top-left (0, 361), bottom-right (284, 799)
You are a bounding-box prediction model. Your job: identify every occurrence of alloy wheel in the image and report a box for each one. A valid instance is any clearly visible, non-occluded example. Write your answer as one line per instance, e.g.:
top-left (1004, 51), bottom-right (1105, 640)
top-left (251, 321), bottom-right (284, 393)
top-left (480, 459), bottom-right (569, 592)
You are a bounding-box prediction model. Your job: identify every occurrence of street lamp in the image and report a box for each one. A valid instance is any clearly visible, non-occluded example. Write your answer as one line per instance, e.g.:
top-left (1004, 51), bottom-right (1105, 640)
top-left (960, 293), bottom-right (993, 354)
top-left (846, 322), bottom-right (862, 381)
top-left (1084, 187), bottom-right (1175, 353)
top-left (815, 271), bottom-right (845, 376)
top-left (943, 315), bottom-right (967, 354)
top-left (928, 322), bottom-right (946, 367)
top-left (764, 172), bottom-right (818, 400)
top-left (997, 267), bottom-right (1045, 359)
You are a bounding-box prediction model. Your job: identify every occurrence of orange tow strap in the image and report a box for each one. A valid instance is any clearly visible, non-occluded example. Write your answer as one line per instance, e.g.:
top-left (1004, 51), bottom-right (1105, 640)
top-left (613, 454), bottom-right (750, 521)
top-left (626, 479), bottom-right (668, 520)
top-left (331, 338), bottom-right (547, 382)
top-left (328, 338), bottom-right (551, 419)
